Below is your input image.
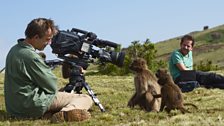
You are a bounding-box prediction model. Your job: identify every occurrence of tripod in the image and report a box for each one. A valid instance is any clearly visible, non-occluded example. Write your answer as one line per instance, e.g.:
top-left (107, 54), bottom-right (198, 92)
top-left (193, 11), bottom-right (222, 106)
top-left (63, 62), bottom-right (106, 112)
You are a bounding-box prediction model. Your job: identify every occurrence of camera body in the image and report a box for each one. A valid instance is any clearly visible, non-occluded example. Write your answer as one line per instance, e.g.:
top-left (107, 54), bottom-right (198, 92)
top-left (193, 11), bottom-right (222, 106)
top-left (49, 28), bottom-right (125, 112)
top-left (50, 28), bottom-right (125, 69)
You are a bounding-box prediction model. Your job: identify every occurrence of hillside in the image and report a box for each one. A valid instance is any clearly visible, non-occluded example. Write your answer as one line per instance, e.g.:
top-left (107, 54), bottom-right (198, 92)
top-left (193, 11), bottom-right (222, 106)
top-left (155, 24), bottom-right (224, 69)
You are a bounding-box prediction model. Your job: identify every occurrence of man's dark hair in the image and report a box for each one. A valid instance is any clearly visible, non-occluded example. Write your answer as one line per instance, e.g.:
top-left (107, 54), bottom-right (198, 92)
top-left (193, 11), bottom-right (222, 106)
top-left (25, 18), bottom-right (57, 39)
top-left (180, 35), bottom-right (195, 47)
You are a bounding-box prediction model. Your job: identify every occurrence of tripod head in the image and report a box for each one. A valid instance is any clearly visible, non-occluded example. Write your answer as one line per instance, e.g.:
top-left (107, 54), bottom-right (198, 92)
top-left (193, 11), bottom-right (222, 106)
top-left (62, 61), bottom-right (85, 94)
top-left (60, 59), bottom-right (106, 112)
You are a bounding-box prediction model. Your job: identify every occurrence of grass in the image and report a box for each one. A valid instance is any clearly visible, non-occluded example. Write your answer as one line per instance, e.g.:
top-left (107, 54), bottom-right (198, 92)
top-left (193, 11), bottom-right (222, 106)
top-left (1, 69), bottom-right (224, 126)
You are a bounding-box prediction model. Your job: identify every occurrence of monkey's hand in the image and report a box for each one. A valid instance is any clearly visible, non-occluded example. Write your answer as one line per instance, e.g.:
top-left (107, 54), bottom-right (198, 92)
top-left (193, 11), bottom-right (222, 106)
top-left (127, 100), bottom-right (135, 108)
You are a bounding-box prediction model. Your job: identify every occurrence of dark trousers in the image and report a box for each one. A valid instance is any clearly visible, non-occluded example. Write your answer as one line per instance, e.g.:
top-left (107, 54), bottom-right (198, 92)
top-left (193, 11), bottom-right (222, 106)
top-left (175, 70), bottom-right (224, 89)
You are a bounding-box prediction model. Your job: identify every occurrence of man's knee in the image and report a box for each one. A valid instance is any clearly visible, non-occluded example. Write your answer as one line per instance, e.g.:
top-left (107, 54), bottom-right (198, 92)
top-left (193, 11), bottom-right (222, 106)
top-left (82, 94), bottom-right (93, 105)
top-left (73, 94), bottom-right (93, 110)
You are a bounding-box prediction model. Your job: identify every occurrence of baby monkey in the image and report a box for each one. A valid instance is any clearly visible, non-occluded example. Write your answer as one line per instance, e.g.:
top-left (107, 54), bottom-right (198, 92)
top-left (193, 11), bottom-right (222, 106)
top-left (155, 69), bottom-right (197, 114)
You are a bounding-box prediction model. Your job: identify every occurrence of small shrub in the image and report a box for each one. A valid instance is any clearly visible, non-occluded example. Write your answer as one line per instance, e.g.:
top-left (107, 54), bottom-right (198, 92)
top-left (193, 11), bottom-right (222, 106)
top-left (97, 39), bottom-right (167, 75)
top-left (194, 60), bottom-right (219, 71)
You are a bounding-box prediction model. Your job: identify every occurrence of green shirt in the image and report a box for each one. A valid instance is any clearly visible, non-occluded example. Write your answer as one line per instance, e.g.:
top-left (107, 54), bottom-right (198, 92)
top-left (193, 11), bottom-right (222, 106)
top-left (169, 49), bottom-right (193, 80)
top-left (4, 39), bottom-right (57, 118)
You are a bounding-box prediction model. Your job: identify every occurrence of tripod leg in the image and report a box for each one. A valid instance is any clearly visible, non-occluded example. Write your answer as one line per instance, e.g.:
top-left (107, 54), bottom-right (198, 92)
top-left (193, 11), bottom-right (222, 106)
top-left (82, 82), bottom-right (105, 112)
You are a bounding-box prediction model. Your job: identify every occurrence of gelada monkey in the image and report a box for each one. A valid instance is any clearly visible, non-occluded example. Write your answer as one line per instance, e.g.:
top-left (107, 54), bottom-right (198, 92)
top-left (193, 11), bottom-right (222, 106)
top-left (128, 58), bottom-right (161, 112)
top-left (155, 69), bottom-right (198, 114)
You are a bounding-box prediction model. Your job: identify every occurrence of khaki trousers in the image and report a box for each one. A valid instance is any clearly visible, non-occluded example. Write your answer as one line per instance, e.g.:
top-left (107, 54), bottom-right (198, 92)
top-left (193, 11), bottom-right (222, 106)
top-left (44, 92), bottom-right (93, 116)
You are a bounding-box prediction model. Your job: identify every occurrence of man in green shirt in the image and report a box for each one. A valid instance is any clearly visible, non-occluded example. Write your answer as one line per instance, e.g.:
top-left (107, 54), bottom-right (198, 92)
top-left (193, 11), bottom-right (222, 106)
top-left (169, 35), bottom-right (224, 89)
top-left (169, 49), bottom-right (193, 81)
top-left (4, 18), bottom-right (93, 122)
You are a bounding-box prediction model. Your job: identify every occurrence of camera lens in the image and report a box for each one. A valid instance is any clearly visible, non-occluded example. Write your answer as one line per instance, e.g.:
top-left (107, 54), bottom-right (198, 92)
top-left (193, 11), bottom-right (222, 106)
top-left (111, 51), bottom-right (125, 67)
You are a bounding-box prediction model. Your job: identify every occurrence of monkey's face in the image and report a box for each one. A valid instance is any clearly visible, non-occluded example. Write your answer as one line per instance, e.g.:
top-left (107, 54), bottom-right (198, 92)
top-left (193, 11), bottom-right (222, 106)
top-left (156, 69), bottom-right (169, 85)
top-left (129, 58), bottom-right (147, 72)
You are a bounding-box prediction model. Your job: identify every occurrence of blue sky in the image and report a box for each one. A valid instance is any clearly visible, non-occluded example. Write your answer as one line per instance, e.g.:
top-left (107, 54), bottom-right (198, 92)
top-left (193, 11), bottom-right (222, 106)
top-left (0, 0), bottom-right (224, 69)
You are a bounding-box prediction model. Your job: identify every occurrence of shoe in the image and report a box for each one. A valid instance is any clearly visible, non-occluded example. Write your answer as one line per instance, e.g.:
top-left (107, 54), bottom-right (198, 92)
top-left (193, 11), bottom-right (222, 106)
top-left (50, 109), bottom-right (91, 123)
top-left (65, 109), bottom-right (91, 122)
top-left (50, 111), bottom-right (65, 123)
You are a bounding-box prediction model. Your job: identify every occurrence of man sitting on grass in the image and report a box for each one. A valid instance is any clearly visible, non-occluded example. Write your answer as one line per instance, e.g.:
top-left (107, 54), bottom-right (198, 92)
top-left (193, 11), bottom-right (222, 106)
top-left (4, 18), bottom-right (93, 122)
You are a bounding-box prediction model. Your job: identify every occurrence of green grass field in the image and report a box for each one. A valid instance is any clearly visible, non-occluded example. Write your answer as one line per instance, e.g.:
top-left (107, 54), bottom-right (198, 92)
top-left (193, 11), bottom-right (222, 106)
top-left (1, 69), bottom-right (224, 126)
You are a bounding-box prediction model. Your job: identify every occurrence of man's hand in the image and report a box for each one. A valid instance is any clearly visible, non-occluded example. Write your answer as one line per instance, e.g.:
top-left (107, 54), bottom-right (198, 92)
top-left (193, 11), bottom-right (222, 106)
top-left (176, 63), bottom-right (189, 71)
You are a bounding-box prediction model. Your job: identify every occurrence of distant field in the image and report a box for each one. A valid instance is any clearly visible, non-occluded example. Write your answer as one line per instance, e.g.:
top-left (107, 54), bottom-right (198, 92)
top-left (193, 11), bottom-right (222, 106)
top-left (155, 24), bottom-right (224, 69)
top-left (1, 70), bottom-right (224, 125)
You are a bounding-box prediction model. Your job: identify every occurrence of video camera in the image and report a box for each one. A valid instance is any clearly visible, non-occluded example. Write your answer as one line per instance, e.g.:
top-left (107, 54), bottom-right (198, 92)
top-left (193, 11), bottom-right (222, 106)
top-left (48, 28), bottom-right (125, 112)
top-left (50, 28), bottom-right (125, 69)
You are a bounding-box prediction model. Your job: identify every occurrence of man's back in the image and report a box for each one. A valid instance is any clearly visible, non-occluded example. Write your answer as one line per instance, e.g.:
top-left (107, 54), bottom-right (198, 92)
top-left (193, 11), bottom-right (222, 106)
top-left (4, 39), bottom-right (57, 118)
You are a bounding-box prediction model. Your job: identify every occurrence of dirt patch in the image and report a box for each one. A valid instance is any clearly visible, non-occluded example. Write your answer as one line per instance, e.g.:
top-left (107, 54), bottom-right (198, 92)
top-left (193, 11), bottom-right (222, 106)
top-left (193, 43), bottom-right (224, 54)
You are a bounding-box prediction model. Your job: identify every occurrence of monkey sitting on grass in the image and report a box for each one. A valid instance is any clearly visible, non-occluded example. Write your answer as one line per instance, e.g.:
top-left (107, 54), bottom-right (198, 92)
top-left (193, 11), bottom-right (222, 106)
top-left (128, 58), bottom-right (161, 112)
top-left (155, 69), bottom-right (198, 114)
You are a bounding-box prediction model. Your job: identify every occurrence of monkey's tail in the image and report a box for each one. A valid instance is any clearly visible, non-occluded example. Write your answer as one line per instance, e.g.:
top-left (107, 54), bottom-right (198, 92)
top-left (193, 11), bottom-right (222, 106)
top-left (184, 103), bottom-right (198, 109)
